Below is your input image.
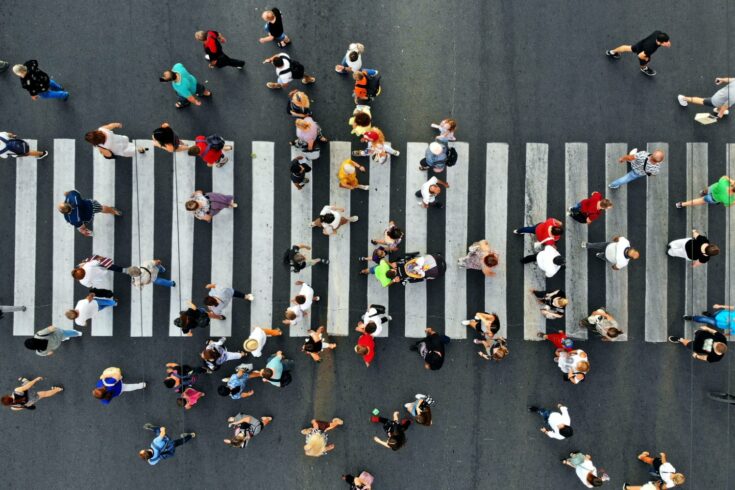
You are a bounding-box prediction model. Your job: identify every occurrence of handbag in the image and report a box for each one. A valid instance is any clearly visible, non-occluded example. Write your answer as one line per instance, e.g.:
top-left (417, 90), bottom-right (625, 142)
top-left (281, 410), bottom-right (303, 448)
top-left (695, 112), bottom-right (718, 125)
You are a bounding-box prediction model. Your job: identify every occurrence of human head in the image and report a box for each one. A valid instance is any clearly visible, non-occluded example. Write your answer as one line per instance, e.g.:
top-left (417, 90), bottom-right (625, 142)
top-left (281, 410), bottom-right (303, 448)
top-left (138, 449), bottom-right (154, 461)
top-left (483, 254), bottom-right (498, 268)
top-left (559, 426), bottom-right (573, 438)
top-left (24, 338), bottom-right (49, 351)
top-left (429, 142), bottom-right (444, 156)
top-left (387, 434), bottom-right (404, 450)
top-left (162, 378), bottom-right (176, 389)
top-left (187, 146), bottom-right (201, 156)
top-left (600, 198), bottom-right (613, 209)
top-left (606, 327), bottom-right (622, 339)
top-left (429, 184), bottom-right (442, 196)
top-left (65, 309), bottom-right (79, 320)
top-left (58, 203), bottom-right (72, 214)
top-left (285, 309), bottom-right (297, 321)
top-left (244, 338), bottom-right (259, 353)
top-left (492, 346), bottom-right (509, 361)
top-left (294, 118), bottom-right (311, 131)
top-left (127, 266), bottom-right (141, 277)
top-left (348, 51), bottom-right (359, 62)
top-left (551, 226), bottom-right (563, 237)
top-left (289, 90), bottom-right (309, 106)
top-left (364, 322), bottom-right (377, 334)
top-left (650, 150), bottom-right (665, 164)
top-left (558, 298), bottom-right (569, 307)
top-left (353, 112), bottom-right (371, 127)
top-left (71, 267), bottom-right (86, 281)
top-left (589, 476), bottom-right (603, 487)
top-left (375, 248), bottom-right (386, 258)
top-left (671, 474), bottom-right (686, 485)
top-left (217, 385), bottom-right (233, 397)
top-left (304, 434), bottom-right (327, 457)
top-left (85, 131), bottom-right (106, 146)
top-left (387, 226), bottom-right (403, 240)
top-left (176, 397), bottom-right (187, 408)
top-left (295, 295), bottom-right (306, 305)
top-left (185, 200), bottom-right (199, 211)
top-left (576, 361), bottom-right (590, 373)
top-left (705, 244), bottom-right (720, 256)
top-left (354, 345), bottom-right (368, 355)
top-left (656, 32), bottom-right (671, 46)
top-left (92, 387), bottom-right (108, 399)
top-left (320, 213), bottom-right (335, 224)
top-left (291, 160), bottom-right (305, 175)
top-left (194, 30), bottom-right (206, 41)
top-left (352, 71), bottom-right (365, 81)
top-left (342, 163), bottom-right (356, 174)
top-left (552, 256), bottom-right (566, 266)
top-left (272, 56), bottom-right (285, 68)
top-left (159, 70), bottom-right (175, 82)
top-left (203, 296), bottom-right (218, 307)
top-left (488, 313), bottom-right (500, 333)
top-left (12, 64), bottom-right (27, 77)
top-left (626, 248), bottom-right (640, 260)
top-left (714, 342), bottom-right (728, 356)
top-left (202, 349), bottom-right (218, 362)
top-left (262, 10), bottom-right (275, 22)
top-left (443, 118), bottom-right (457, 131)
top-left (415, 409), bottom-right (432, 426)
top-left (1, 396), bottom-right (15, 406)
top-left (261, 368), bottom-right (274, 379)
top-left (386, 269), bottom-right (397, 279)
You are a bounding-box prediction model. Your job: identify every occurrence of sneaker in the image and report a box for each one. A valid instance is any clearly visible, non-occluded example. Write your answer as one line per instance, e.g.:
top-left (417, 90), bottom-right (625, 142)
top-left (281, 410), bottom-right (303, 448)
top-left (349, 216), bottom-right (359, 222)
top-left (141, 382), bottom-right (147, 388)
top-left (566, 211), bottom-right (572, 217)
top-left (668, 336), bottom-right (681, 343)
top-left (172, 281), bottom-right (176, 287)
top-left (266, 82), bottom-right (281, 89)
top-left (608, 184), bottom-right (617, 189)
top-left (181, 432), bottom-right (196, 438)
top-left (713, 108), bottom-right (730, 116)
top-left (352, 150), bottom-right (366, 157)
top-left (461, 320), bottom-right (471, 325)
top-left (640, 66), bottom-right (656, 76)
top-left (528, 406), bottom-right (539, 412)
top-left (358, 256), bottom-right (369, 261)
top-left (393, 150), bottom-right (401, 157)
top-left (143, 423), bottom-right (156, 431)
top-left (677, 95), bottom-right (688, 107)
top-left (0, 60), bottom-right (8, 72)
top-left (321, 258), bottom-right (329, 265)
top-left (415, 393), bottom-right (427, 400)
top-left (370, 239), bottom-right (379, 245)
top-left (605, 50), bottom-right (621, 59)
top-left (512, 229), bottom-right (519, 235)
top-left (21, 306), bottom-right (27, 312)
top-left (473, 339), bottom-right (482, 344)
top-left (387, 315), bottom-right (393, 320)
top-left (675, 202), bottom-right (683, 209)
top-left (682, 315), bottom-right (693, 321)
top-left (580, 242), bottom-right (587, 248)
top-left (245, 294), bottom-right (255, 301)
top-left (36, 151), bottom-right (49, 160)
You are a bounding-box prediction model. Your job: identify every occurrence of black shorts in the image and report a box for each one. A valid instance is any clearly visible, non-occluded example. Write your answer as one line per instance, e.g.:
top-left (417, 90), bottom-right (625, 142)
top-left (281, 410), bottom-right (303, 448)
top-left (703, 98), bottom-right (716, 108)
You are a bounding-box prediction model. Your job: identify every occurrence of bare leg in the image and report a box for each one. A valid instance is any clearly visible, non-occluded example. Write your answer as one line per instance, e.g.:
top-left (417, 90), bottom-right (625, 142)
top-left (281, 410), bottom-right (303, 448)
top-left (37, 386), bottom-right (63, 399)
top-left (682, 96), bottom-right (706, 105)
top-left (101, 205), bottom-right (122, 216)
top-left (610, 44), bottom-right (632, 53)
top-left (680, 197), bottom-right (706, 208)
top-left (27, 150), bottom-right (44, 157)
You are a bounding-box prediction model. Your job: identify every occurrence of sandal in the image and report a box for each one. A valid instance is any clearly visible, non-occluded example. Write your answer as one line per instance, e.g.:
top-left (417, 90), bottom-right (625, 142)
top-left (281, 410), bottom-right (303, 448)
top-left (112, 208), bottom-right (123, 216)
top-left (266, 82), bottom-right (282, 89)
top-left (175, 101), bottom-right (186, 109)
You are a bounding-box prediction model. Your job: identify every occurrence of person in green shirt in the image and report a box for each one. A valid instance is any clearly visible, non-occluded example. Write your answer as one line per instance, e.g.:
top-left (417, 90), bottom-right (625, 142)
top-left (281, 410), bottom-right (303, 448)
top-left (160, 63), bottom-right (212, 109)
top-left (676, 175), bottom-right (735, 208)
top-left (23, 325), bottom-right (82, 356)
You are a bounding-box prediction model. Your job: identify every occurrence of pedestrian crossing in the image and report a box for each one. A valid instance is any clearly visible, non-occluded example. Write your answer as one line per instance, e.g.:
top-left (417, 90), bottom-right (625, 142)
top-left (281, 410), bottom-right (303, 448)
top-left (6, 139), bottom-right (733, 342)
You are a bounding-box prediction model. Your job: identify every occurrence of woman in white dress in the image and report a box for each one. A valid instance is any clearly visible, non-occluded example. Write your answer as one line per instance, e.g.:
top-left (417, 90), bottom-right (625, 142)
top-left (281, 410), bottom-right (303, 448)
top-left (85, 122), bottom-right (147, 159)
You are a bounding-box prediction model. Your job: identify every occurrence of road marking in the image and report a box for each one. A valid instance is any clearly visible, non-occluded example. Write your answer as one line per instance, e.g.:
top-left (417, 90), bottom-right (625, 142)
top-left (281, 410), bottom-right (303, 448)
top-left (645, 142), bottom-right (669, 342)
top-left (485, 143), bottom-right (508, 338)
top-left (404, 142), bottom-right (429, 338)
top-left (168, 145), bottom-right (196, 336)
top-left (130, 141), bottom-right (155, 337)
top-left (210, 142), bottom-right (235, 338)
top-left (52, 140), bottom-right (75, 330)
top-left (13, 140), bottom-right (37, 336)
top-left (565, 143), bottom-right (589, 339)
top-left (685, 143), bottom-right (708, 340)
top-left (523, 143), bottom-right (548, 340)
top-left (366, 145), bottom-right (391, 337)
top-left (444, 142), bottom-right (469, 339)
top-left (91, 148), bottom-right (115, 336)
top-left (326, 141), bottom-right (352, 336)
top-left (726, 144), bottom-right (735, 341)
top-left (250, 141), bottom-right (275, 332)
top-left (605, 143), bottom-right (629, 340)
top-left (289, 147), bottom-right (314, 337)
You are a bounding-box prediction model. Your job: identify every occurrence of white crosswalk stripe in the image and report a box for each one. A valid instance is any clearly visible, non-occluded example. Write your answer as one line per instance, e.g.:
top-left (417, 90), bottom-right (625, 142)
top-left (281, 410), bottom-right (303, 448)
top-left (11, 139), bottom-right (731, 343)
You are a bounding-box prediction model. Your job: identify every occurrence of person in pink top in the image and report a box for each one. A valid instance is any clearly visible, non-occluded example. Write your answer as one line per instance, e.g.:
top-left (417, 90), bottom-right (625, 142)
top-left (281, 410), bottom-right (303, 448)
top-left (177, 387), bottom-right (205, 410)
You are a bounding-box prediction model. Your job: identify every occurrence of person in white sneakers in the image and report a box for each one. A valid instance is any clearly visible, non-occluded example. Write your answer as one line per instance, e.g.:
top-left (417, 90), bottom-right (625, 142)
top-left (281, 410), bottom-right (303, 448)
top-left (528, 403), bottom-right (573, 440)
top-left (203, 284), bottom-right (254, 320)
top-left (24, 325), bottom-right (82, 356)
top-left (311, 204), bottom-right (358, 236)
top-left (0, 130), bottom-right (48, 159)
top-left (582, 236), bottom-right (639, 271)
top-left (356, 305), bottom-right (391, 337)
top-left (335, 42), bottom-right (364, 73)
top-left (201, 337), bottom-right (246, 372)
top-left (65, 293), bottom-right (117, 327)
top-left (521, 245), bottom-right (565, 278)
top-left (562, 452), bottom-right (608, 488)
top-left (243, 326), bottom-right (282, 358)
top-left (678, 77), bottom-right (735, 120)
top-left (631, 451), bottom-right (686, 488)
top-left (71, 255), bottom-right (131, 297)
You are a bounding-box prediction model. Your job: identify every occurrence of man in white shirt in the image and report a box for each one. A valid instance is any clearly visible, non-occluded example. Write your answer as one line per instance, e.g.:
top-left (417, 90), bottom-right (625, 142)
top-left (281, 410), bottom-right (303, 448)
top-left (356, 304), bottom-right (391, 337)
top-left (292, 280), bottom-right (318, 313)
top-left (263, 53), bottom-right (315, 89)
top-left (528, 403), bottom-right (573, 440)
top-left (582, 236), bottom-right (640, 270)
top-left (243, 326), bottom-right (283, 358)
top-left (203, 284), bottom-right (254, 320)
top-left (65, 293), bottom-right (118, 327)
top-left (71, 255), bottom-right (131, 297)
top-left (415, 176), bottom-right (450, 208)
top-left (521, 245), bottom-right (565, 278)
top-left (283, 304), bottom-right (304, 328)
top-left (311, 204), bottom-right (358, 236)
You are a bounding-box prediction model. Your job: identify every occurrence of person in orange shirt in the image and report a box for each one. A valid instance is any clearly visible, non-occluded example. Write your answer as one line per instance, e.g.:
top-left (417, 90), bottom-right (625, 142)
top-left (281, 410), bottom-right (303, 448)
top-left (338, 159), bottom-right (369, 190)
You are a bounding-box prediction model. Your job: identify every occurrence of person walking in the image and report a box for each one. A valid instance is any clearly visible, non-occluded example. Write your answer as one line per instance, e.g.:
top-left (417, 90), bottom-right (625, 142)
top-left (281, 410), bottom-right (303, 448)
top-left (568, 191), bottom-right (613, 224)
top-left (540, 330), bottom-right (575, 352)
top-left (457, 239), bottom-right (499, 276)
top-left (404, 394), bottom-right (434, 426)
top-left (370, 221), bottom-right (403, 252)
top-left (152, 122), bottom-right (188, 153)
top-left (580, 308), bottom-right (623, 341)
top-left (292, 280), bottom-right (318, 315)
top-left (195, 30), bottom-right (245, 69)
top-left (561, 452), bottom-right (607, 488)
top-left (203, 283), bottom-right (254, 320)
top-left (556, 349), bottom-right (589, 384)
top-left (225, 413), bottom-right (273, 448)
top-left (13, 60), bottom-right (68, 100)
top-left (173, 301), bottom-right (210, 336)
top-left (356, 304), bottom-right (392, 337)
top-left (678, 77), bottom-right (735, 120)
top-left (139, 425), bottom-right (196, 465)
top-left (416, 176), bottom-right (450, 209)
top-left (605, 30), bottom-right (671, 76)
top-left (355, 330), bottom-right (375, 367)
top-left (201, 337), bottom-right (246, 372)
top-left (189, 135), bottom-right (232, 167)
top-left (582, 236), bottom-right (639, 270)
top-left (521, 245), bottom-right (565, 278)
top-left (430, 118), bottom-right (458, 142)
top-left (419, 141), bottom-right (449, 173)
top-left (528, 403), bottom-right (573, 440)
top-left (462, 312), bottom-right (501, 340)
top-left (65, 293), bottom-right (117, 327)
top-left (371, 410), bottom-right (411, 451)
top-left (514, 217), bottom-right (564, 248)
top-left (256, 350), bottom-right (294, 388)
top-left (622, 481), bottom-right (666, 490)
top-left (288, 90), bottom-right (312, 118)
top-left (302, 326), bottom-right (337, 363)
top-left (72, 255), bottom-right (131, 297)
top-left (290, 155), bottom-right (312, 190)
top-left (410, 327), bottom-right (448, 370)
top-left (218, 363), bottom-right (256, 399)
top-left (129, 259), bottom-right (176, 288)
top-left (263, 53), bottom-right (315, 89)
top-left (337, 159), bottom-right (369, 191)
top-left (311, 204), bottom-right (359, 236)
top-left (85, 123), bottom-right (147, 159)
top-left (608, 149), bottom-right (665, 189)
top-left (634, 451), bottom-right (686, 488)
top-left (352, 128), bottom-right (400, 163)
top-left (283, 302), bottom-right (305, 329)
top-left (668, 326), bottom-right (727, 363)
top-left (302, 418), bottom-right (344, 457)
top-left (243, 326), bottom-right (282, 358)
top-left (92, 367), bottom-right (146, 404)
top-left (335, 42), bottom-right (365, 74)
top-left (675, 175), bottom-right (735, 208)
top-left (352, 69), bottom-right (381, 104)
top-left (667, 229), bottom-right (719, 266)
top-left (476, 336), bottom-right (509, 362)
top-left (24, 325), bottom-right (82, 357)
top-left (58, 189), bottom-right (121, 237)
top-left (162, 363), bottom-right (203, 393)
top-left (160, 63), bottom-right (212, 109)
top-left (531, 289), bottom-right (568, 320)
top-left (185, 190), bottom-right (236, 223)
top-left (283, 242), bottom-right (326, 272)
top-left (341, 471), bottom-right (375, 489)
top-left (259, 8), bottom-right (290, 47)
top-left (349, 106), bottom-right (372, 136)
top-left (292, 116), bottom-right (328, 153)
top-left (359, 246), bottom-right (389, 275)
top-left (683, 303), bottom-right (735, 335)
top-left (0, 131), bottom-right (48, 159)
top-left (177, 387), bottom-right (205, 410)
top-left (1, 376), bottom-right (63, 411)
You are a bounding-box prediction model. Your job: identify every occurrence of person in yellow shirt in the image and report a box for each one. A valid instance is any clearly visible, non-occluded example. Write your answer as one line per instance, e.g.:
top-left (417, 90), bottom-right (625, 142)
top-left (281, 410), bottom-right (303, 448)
top-left (338, 159), bottom-right (369, 190)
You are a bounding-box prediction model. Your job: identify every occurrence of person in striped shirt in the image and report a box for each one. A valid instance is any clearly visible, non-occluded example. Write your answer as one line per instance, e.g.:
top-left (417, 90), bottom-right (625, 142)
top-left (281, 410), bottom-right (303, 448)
top-left (57, 190), bottom-right (120, 237)
top-left (608, 149), bottom-right (665, 189)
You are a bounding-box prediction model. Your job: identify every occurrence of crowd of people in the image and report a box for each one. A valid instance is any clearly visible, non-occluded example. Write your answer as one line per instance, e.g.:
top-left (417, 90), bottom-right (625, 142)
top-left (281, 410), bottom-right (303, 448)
top-left (1, 9), bottom-right (733, 488)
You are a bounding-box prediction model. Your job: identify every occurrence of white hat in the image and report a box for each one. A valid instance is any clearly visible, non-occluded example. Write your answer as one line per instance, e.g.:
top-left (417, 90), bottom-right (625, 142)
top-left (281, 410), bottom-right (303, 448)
top-left (343, 163), bottom-right (356, 174)
top-left (429, 142), bottom-right (444, 155)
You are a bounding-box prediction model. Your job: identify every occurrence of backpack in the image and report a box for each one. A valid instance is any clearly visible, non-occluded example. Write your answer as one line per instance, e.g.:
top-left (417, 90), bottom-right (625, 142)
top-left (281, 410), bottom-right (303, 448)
top-left (445, 147), bottom-right (458, 167)
top-left (364, 72), bottom-right (381, 98)
top-left (289, 60), bottom-right (305, 79)
top-left (196, 135), bottom-right (225, 158)
top-left (272, 370), bottom-right (292, 387)
top-left (0, 135), bottom-right (29, 157)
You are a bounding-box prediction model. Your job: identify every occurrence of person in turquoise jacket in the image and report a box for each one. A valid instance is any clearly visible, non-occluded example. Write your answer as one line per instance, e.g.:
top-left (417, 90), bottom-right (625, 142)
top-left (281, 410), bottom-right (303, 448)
top-left (685, 303), bottom-right (735, 334)
top-left (160, 63), bottom-right (211, 108)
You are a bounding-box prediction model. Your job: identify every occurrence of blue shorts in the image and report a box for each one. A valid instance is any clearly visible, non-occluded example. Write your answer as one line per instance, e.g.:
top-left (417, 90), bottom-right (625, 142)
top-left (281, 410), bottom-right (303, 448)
top-left (264, 24), bottom-right (286, 41)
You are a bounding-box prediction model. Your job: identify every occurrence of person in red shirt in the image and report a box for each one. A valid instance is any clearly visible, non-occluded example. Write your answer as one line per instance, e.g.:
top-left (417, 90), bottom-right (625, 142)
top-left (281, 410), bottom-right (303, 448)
top-left (513, 217), bottom-right (563, 247)
top-left (539, 330), bottom-right (574, 352)
top-left (568, 191), bottom-right (613, 224)
top-left (354, 333), bottom-right (375, 367)
top-left (188, 136), bottom-right (232, 167)
top-left (194, 30), bottom-right (245, 70)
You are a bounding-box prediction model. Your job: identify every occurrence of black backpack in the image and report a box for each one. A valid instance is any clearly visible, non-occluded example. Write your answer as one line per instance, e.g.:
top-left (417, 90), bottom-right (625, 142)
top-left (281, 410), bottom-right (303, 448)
top-left (365, 72), bottom-right (381, 98)
top-left (287, 60), bottom-right (305, 79)
top-left (445, 147), bottom-right (458, 167)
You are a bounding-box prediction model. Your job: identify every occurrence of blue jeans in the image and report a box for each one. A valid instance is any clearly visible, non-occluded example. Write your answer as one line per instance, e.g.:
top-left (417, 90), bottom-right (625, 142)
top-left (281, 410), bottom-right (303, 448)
top-left (536, 408), bottom-right (551, 422)
top-left (39, 79), bottom-right (68, 99)
top-left (517, 223), bottom-right (539, 234)
top-left (608, 170), bottom-right (644, 189)
top-left (95, 298), bottom-right (117, 310)
top-left (62, 329), bottom-right (82, 339)
top-left (152, 265), bottom-right (175, 288)
top-left (177, 83), bottom-right (207, 107)
top-left (692, 314), bottom-right (718, 327)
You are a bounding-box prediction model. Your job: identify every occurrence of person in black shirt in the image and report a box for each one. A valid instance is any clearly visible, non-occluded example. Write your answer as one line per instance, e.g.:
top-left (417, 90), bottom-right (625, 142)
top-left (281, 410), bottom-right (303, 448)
top-left (409, 327), bottom-right (448, 370)
top-left (290, 156), bottom-right (312, 189)
top-left (605, 31), bottom-right (671, 76)
top-left (669, 326), bottom-right (727, 363)
top-left (152, 122), bottom-right (188, 153)
top-left (195, 30), bottom-right (245, 70)
top-left (259, 8), bottom-right (290, 47)
top-left (283, 243), bottom-right (327, 273)
top-left (371, 410), bottom-right (411, 451)
top-left (12, 60), bottom-right (69, 100)
top-left (667, 230), bottom-right (719, 266)
top-left (173, 301), bottom-right (211, 336)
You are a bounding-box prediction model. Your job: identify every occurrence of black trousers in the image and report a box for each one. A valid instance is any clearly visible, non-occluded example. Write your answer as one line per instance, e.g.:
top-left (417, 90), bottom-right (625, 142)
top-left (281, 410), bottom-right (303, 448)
top-left (213, 54), bottom-right (245, 68)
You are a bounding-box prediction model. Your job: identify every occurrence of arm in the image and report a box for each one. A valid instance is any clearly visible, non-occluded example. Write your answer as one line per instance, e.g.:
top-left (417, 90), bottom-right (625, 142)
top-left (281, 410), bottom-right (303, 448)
top-left (717, 104), bottom-right (730, 119)
top-left (372, 436), bottom-right (391, 448)
top-left (618, 154), bottom-right (635, 163)
top-left (437, 179), bottom-right (450, 189)
top-left (659, 452), bottom-right (667, 464)
top-left (260, 34), bottom-right (274, 43)
top-left (100, 122), bottom-right (122, 130)
top-left (230, 415), bottom-right (252, 427)
top-left (296, 243), bottom-right (311, 250)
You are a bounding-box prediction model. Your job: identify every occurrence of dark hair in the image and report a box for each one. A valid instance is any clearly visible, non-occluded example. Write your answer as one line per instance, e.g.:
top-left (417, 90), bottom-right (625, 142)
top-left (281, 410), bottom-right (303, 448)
top-left (177, 312), bottom-right (191, 328)
top-left (320, 213), bottom-right (335, 224)
top-left (483, 254), bottom-right (498, 268)
top-left (261, 368), bottom-right (274, 380)
top-left (559, 426), bottom-right (573, 438)
top-left (202, 349), bottom-right (217, 362)
top-left (163, 378), bottom-right (176, 389)
top-left (386, 269), bottom-right (397, 279)
top-left (489, 313), bottom-right (500, 334)
top-left (272, 56), bottom-right (284, 68)
top-left (553, 256), bottom-right (566, 266)
top-left (290, 160), bottom-right (304, 174)
top-left (657, 32), bottom-right (670, 43)
top-left (705, 244), bottom-right (720, 256)
top-left (160, 70), bottom-right (174, 82)
top-left (551, 226), bottom-right (563, 236)
top-left (590, 476), bottom-right (603, 487)
top-left (187, 146), bottom-right (201, 156)
top-left (303, 338), bottom-right (321, 353)
top-left (176, 397), bottom-right (187, 408)
top-left (139, 449), bottom-right (154, 460)
top-left (92, 387), bottom-right (113, 400)
top-left (153, 126), bottom-right (176, 146)
top-left (203, 296), bottom-right (217, 307)
top-left (218, 385), bottom-right (232, 397)
top-left (1, 396), bottom-right (14, 406)
top-left (285, 310), bottom-right (297, 320)
top-left (387, 226), bottom-right (403, 240)
top-left (348, 51), bottom-right (359, 62)
top-left (387, 433), bottom-right (405, 450)
top-left (415, 406), bottom-right (432, 426)
top-left (295, 295), bottom-right (306, 305)
top-left (354, 112), bottom-right (371, 127)
top-left (364, 322), bottom-right (377, 334)
top-left (375, 248), bottom-right (386, 257)
top-left (24, 338), bottom-right (48, 351)
top-left (85, 130), bottom-right (106, 146)
top-left (606, 327), bottom-right (622, 339)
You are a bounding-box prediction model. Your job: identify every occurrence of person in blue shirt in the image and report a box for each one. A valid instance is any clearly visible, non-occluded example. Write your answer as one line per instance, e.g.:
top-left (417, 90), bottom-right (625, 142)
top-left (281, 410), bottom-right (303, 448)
top-left (217, 364), bottom-right (256, 399)
top-left (685, 303), bottom-right (735, 335)
top-left (160, 63), bottom-right (211, 109)
top-left (139, 424), bottom-right (196, 465)
top-left (57, 189), bottom-right (120, 237)
top-left (91, 367), bottom-right (146, 405)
